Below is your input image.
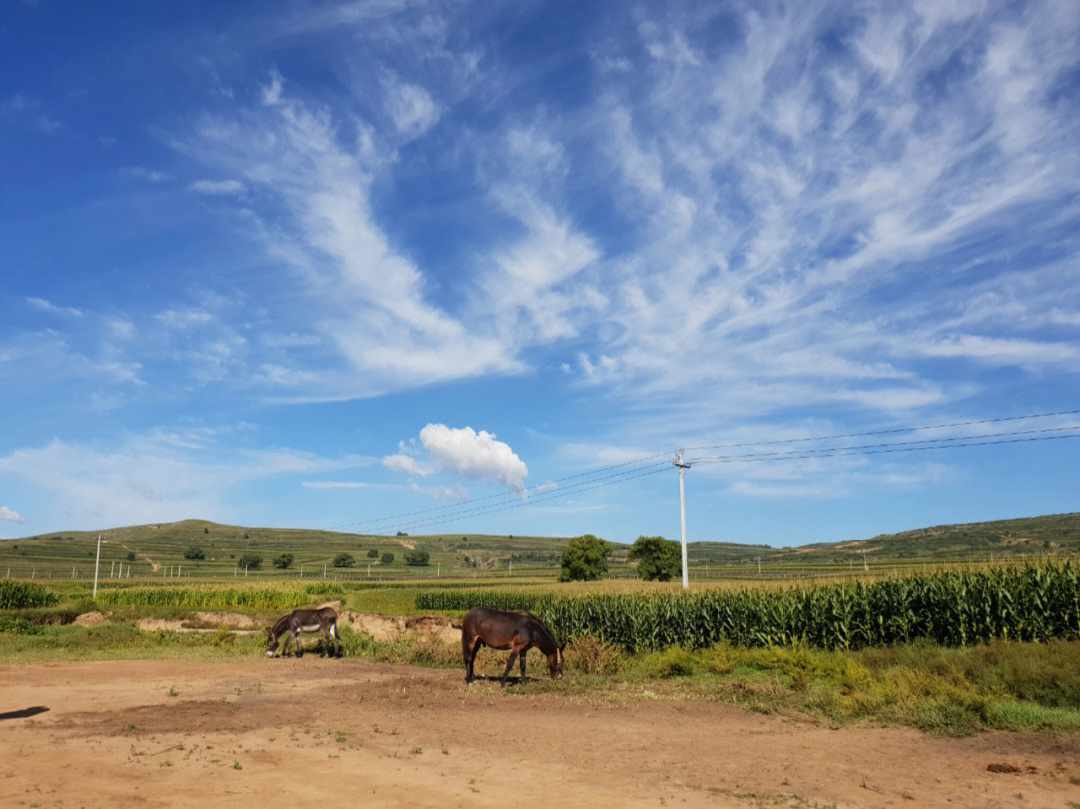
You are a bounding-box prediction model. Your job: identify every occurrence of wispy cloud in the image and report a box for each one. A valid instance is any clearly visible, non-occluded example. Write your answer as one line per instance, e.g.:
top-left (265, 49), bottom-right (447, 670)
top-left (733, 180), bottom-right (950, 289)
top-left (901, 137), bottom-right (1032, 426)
top-left (28, 297), bottom-right (82, 317)
top-left (0, 431), bottom-right (372, 527)
top-left (189, 179), bottom-right (245, 195)
top-left (0, 506), bottom-right (26, 524)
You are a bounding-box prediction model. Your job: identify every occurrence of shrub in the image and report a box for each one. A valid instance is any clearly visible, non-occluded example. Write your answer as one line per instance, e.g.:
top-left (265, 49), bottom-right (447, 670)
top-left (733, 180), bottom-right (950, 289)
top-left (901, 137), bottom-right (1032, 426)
top-left (184, 546), bottom-right (206, 561)
top-left (367, 549), bottom-right (379, 558)
top-left (404, 550), bottom-right (430, 567)
top-left (559, 534), bottom-right (609, 581)
top-left (332, 553), bottom-right (355, 568)
top-left (237, 553), bottom-right (262, 570)
top-left (126, 551), bottom-right (136, 561)
top-left (273, 553), bottom-right (294, 570)
top-left (0, 615), bottom-right (43, 635)
top-left (381, 552), bottom-right (395, 565)
top-left (565, 636), bottom-right (622, 675)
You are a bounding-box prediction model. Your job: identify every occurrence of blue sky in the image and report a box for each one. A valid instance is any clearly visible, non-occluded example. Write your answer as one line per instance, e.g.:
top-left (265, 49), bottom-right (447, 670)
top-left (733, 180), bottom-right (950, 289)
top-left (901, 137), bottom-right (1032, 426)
top-left (2, 1), bottom-right (1078, 545)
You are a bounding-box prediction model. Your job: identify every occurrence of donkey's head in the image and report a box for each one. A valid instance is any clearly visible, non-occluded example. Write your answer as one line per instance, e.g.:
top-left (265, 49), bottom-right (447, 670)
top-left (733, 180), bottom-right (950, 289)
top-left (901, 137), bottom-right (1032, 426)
top-left (265, 627), bottom-right (279, 657)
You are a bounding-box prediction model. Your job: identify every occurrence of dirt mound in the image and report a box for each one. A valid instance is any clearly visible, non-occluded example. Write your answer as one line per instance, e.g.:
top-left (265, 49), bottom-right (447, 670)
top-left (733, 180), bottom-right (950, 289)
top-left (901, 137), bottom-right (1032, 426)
top-left (341, 612), bottom-right (458, 643)
top-left (73, 611), bottom-right (109, 626)
top-left (316, 600), bottom-right (342, 613)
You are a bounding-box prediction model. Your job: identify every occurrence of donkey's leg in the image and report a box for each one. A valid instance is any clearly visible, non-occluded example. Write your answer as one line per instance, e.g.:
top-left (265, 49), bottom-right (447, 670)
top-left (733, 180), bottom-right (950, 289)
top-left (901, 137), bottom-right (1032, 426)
top-left (330, 621), bottom-right (341, 657)
top-left (500, 651), bottom-right (518, 687)
top-left (519, 648), bottom-right (527, 682)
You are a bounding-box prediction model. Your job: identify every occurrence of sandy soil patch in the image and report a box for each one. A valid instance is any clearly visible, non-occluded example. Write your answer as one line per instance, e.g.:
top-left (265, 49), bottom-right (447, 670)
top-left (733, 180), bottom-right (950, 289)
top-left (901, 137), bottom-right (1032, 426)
top-left (340, 611), bottom-right (459, 643)
top-left (73, 611), bottom-right (109, 626)
top-left (1, 658), bottom-right (1078, 809)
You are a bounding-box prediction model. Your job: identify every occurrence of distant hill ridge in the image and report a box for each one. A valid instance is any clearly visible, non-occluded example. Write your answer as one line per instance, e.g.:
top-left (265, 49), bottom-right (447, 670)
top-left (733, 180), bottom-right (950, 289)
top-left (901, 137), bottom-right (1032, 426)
top-left (4, 513), bottom-right (1078, 576)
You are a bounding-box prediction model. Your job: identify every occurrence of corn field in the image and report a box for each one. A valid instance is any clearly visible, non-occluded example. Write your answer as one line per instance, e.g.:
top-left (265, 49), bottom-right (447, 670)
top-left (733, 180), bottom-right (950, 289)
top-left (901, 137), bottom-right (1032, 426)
top-left (416, 563), bottom-right (1080, 651)
top-left (0, 580), bottom-right (58, 610)
top-left (95, 582), bottom-right (342, 609)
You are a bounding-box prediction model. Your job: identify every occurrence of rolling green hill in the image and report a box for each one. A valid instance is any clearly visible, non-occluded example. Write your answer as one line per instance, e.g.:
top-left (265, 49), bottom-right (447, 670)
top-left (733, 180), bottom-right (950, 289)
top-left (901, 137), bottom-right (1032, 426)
top-left (1, 513), bottom-right (1078, 582)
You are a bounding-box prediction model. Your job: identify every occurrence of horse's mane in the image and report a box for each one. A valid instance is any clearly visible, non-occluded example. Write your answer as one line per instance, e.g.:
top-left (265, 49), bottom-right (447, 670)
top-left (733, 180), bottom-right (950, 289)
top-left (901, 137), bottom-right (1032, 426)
top-left (528, 614), bottom-right (559, 654)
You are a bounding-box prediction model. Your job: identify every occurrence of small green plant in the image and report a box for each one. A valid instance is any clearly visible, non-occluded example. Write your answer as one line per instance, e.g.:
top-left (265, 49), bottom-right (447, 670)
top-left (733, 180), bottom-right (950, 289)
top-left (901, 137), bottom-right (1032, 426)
top-left (232, 761), bottom-right (242, 770)
top-left (409, 746), bottom-right (422, 755)
top-left (167, 685), bottom-right (178, 697)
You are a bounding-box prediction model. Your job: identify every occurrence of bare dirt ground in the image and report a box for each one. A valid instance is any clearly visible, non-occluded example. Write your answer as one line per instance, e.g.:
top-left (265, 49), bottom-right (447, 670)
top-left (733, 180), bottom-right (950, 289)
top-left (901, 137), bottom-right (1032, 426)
top-left (2, 658), bottom-right (1079, 809)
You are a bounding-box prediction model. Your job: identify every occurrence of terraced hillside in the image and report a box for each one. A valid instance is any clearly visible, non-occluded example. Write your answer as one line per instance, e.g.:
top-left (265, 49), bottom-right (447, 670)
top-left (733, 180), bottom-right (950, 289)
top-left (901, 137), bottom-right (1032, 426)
top-left (1, 513), bottom-right (1078, 582)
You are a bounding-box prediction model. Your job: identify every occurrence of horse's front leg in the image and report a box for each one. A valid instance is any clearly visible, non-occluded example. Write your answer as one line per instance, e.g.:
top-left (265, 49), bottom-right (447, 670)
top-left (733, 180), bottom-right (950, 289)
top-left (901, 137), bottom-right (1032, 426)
top-left (500, 651), bottom-right (518, 687)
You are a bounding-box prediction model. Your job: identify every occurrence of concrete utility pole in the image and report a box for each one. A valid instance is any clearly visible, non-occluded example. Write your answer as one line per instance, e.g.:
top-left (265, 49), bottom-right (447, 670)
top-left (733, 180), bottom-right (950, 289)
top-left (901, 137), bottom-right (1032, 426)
top-left (93, 535), bottom-right (105, 598)
top-left (674, 451), bottom-right (691, 590)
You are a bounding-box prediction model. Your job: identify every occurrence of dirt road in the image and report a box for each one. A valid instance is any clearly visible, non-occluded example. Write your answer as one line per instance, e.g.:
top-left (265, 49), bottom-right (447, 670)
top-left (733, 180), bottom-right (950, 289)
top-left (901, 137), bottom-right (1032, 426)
top-left (2, 658), bottom-right (1078, 808)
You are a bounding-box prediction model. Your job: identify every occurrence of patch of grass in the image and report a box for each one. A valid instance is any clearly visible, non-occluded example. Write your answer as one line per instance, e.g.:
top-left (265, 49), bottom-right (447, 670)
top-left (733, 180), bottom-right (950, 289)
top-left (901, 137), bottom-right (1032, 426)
top-left (0, 621), bottom-right (265, 662)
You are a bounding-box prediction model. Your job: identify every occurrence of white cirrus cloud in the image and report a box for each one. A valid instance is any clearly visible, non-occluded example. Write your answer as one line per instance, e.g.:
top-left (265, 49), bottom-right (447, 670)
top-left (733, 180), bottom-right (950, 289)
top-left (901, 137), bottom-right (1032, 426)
top-left (0, 506), bottom-right (26, 524)
top-left (189, 179), bottom-right (245, 195)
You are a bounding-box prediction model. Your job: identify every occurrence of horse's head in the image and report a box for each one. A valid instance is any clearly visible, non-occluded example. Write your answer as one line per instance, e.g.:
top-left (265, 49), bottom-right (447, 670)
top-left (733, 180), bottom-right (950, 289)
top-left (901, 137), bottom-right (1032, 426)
top-left (265, 627), bottom-right (278, 657)
top-left (546, 644), bottom-right (565, 680)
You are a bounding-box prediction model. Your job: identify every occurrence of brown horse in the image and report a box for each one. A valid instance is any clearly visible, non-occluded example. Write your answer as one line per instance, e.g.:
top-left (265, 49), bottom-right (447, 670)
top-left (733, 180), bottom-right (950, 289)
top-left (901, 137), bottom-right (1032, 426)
top-left (265, 606), bottom-right (341, 658)
top-left (461, 606), bottom-right (564, 686)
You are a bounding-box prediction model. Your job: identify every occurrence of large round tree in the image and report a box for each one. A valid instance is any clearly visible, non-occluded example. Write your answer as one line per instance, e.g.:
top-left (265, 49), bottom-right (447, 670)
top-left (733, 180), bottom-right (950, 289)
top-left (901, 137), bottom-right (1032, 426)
top-left (558, 534), bottom-right (610, 581)
top-left (628, 535), bottom-right (681, 581)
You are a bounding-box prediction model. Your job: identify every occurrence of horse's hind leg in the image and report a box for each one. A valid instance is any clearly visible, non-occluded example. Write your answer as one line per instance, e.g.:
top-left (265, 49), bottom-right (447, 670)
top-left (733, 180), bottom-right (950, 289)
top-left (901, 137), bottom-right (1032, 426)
top-left (463, 635), bottom-right (480, 683)
top-left (501, 651), bottom-right (518, 687)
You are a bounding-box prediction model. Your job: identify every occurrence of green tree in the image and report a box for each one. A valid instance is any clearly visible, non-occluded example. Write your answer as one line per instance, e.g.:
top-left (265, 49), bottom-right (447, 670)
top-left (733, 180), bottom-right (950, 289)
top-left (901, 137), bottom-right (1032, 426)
top-left (404, 549), bottom-right (430, 566)
top-left (126, 551), bottom-right (136, 561)
top-left (380, 552), bottom-right (395, 565)
top-left (559, 534), bottom-right (609, 582)
top-left (272, 552), bottom-right (294, 570)
top-left (237, 552), bottom-right (262, 570)
top-left (628, 536), bottom-right (682, 581)
top-left (184, 546), bottom-right (206, 561)
top-left (332, 552), bottom-right (355, 568)
top-left (367, 549), bottom-right (379, 558)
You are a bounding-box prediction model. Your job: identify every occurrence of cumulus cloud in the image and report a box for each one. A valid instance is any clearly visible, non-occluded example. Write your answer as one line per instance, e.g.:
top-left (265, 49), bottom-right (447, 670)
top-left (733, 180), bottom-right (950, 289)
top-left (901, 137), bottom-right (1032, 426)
top-left (419, 424), bottom-right (528, 491)
top-left (384, 424), bottom-right (529, 492)
top-left (0, 506), bottom-right (26, 524)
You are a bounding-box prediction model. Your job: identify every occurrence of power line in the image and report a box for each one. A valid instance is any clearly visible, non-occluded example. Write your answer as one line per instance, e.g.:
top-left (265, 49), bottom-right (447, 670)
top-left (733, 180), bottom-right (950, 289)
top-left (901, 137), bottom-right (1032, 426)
top-left (687, 424), bottom-right (1080, 463)
top-left (329, 449), bottom-right (673, 532)
top-left (381, 463), bottom-right (672, 535)
top-left (326, 409), bottom-right (1080, 535)
top-left (691, 430), bottom-right (1080, 466)
top-left (682, 408), bottom-right (1080, 452)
